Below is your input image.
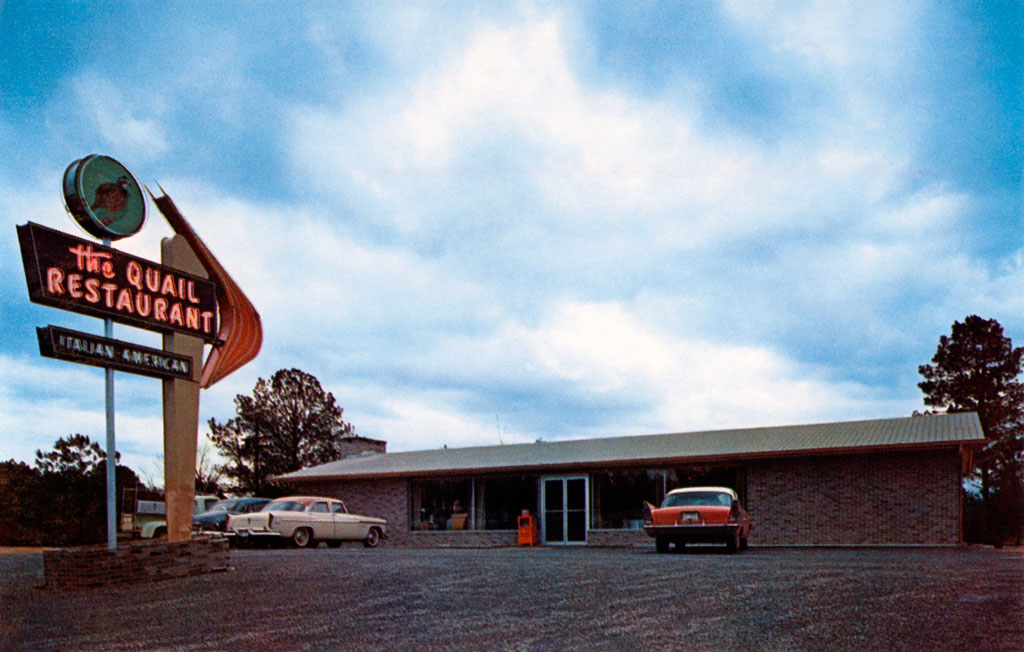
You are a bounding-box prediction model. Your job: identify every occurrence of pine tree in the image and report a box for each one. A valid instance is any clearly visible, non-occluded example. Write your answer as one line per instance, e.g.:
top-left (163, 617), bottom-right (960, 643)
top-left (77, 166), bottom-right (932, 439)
top-left (208, 369), bottom-right (356, 495)
top-left (919, 316), bottom-right (1024, 544)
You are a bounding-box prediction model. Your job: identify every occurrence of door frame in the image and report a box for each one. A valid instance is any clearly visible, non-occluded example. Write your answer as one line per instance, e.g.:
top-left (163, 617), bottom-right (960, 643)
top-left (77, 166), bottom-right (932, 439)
top-left (540, 475), bottom-right (589, 545)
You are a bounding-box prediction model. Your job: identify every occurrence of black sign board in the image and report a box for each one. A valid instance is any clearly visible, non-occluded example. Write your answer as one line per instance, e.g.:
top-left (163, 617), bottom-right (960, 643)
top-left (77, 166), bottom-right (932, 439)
top-left (18, 222), bottom-right (219, 343)
top-left (37, 325), bottom-right (194, 380)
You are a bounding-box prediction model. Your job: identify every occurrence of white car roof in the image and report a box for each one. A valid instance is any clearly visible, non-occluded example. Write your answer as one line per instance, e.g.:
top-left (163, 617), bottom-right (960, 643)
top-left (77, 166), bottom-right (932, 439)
top-left (666, 486), bottom-right (738, 499)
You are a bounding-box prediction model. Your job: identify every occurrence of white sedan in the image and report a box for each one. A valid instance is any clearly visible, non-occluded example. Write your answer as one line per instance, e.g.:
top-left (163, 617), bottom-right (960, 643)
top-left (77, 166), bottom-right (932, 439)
top-left (227, 495), bottom-right (387, 548)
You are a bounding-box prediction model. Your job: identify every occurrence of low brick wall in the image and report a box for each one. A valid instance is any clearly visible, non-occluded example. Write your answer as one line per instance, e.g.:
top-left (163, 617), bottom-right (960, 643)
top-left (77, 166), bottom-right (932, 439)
top-left (43, 535), bottom-right (230, 590)
top-left (588, 529), bottom-right (649, 547)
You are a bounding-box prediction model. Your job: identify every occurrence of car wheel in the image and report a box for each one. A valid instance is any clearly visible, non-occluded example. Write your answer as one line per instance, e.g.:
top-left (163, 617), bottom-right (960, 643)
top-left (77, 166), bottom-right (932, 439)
top-left (363, 527), bottom-right (382, 548)
top-left (655, 536), bottom-right (670, 554)
top-left (726, 531), bottom-right (740, 553)
top-left (292, 527), bottom-right (314, 548)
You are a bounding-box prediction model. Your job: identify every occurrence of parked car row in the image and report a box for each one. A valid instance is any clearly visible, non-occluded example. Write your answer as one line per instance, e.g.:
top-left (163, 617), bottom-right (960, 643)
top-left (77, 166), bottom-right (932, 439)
top-left (189, 495), bottom-right (389, 549)
top-left (193, 497), bottom-right (272, 533)
top-left (123, 494), bottom-right (221, 539)
top-left (190, 487), bottom-right (744, 554)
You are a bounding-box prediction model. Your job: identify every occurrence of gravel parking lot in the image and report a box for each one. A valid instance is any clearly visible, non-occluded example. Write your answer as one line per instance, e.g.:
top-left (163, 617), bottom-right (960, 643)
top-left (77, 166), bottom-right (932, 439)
top-left (2, 545), bottom-right (1022, 651)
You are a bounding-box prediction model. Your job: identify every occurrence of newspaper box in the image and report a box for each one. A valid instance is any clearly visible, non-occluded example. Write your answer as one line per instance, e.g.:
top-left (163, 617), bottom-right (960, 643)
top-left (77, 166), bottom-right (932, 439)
top-left (518, 511), bottom-right (539, 546)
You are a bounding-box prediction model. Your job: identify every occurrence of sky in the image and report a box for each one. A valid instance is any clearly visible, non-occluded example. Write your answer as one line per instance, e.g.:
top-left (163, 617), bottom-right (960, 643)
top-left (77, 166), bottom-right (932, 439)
top-left (1, 1), bottom-right (1021, 486)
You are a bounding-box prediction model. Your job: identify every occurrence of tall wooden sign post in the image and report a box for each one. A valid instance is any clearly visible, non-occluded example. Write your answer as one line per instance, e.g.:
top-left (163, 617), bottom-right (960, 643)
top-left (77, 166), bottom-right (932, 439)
top-left (17, 155), bottom-right (262, 547)
top-left (161, 236), bottom-right (207, 542)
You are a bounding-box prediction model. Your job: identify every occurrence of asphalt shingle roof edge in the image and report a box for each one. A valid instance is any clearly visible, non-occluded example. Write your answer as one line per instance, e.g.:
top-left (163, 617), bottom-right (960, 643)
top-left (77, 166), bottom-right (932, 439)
top-left (276, 412), bottom-right (985, 482)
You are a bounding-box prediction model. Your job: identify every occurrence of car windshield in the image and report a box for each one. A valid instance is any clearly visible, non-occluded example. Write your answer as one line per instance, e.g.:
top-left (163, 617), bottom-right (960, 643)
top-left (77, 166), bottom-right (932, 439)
top-left (663, 491), bottom-right (732, 508)
top-left (208, 500), bottom-right (236, 513)
top-left (265, 500), bottom-right (307, 512)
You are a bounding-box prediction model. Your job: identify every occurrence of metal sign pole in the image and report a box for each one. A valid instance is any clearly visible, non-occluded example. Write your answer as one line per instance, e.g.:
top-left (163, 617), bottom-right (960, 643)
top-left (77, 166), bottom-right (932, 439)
top-left (102, 238), bottom-right (117, 550)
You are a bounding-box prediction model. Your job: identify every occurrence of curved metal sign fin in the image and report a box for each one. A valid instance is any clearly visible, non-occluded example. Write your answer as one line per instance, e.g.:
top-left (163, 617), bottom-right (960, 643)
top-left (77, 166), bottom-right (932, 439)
top-left (148, 186), bottom-right (262, 388)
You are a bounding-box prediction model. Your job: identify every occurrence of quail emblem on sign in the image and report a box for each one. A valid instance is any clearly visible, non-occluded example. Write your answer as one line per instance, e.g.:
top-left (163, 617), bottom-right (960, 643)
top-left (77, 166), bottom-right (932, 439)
top-left (63, 154), bottom-right (146, 240)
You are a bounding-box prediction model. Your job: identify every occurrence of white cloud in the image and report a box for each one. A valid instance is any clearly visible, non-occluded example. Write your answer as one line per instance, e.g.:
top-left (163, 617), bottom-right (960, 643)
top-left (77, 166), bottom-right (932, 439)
top-left (354, 392), bottom-right (535, 452)
top-left (0, 354), bottom-right (165, 475)
top-left (510, 300), bottom-right (908, 432)
top-left (71, 72), bottom-right (169, 161)
top-left (722, 0), bottom-right (921, 72)
top-left (338, 298), bottom-right (914, 450)
top-left (286, 9), bottom-right (924, 264)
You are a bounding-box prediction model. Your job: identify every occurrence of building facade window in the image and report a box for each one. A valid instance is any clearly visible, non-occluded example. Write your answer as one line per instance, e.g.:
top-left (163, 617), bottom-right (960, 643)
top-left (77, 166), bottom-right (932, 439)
top-left (410, 476), bottom-right (539, 531)
top-left (475, 475), bottom-right (538, 530)
top-left (590, 470), bottom-right (667, 529)
top-left (410, 478), bottom-right (471, 530)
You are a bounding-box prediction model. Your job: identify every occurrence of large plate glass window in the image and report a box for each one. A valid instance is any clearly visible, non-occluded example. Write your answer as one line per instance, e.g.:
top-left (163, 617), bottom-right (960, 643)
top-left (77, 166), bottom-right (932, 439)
top-left (410, 478), bottom-right (470, 530)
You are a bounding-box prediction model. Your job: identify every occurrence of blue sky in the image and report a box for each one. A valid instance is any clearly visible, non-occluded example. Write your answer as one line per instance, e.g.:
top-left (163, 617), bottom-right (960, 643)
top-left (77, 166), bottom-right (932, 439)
top-left (1, 1), bottom-right (1021, 485)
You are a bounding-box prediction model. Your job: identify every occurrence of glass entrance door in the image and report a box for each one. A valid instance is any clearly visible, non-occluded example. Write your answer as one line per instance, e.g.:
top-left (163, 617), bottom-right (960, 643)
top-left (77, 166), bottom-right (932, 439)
top-left (542, 476), bottom-right (587, 544)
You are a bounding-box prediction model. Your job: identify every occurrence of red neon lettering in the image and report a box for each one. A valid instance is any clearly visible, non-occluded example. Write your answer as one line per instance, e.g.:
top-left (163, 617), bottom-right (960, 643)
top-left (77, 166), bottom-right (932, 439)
top-left (154, 298), bottom-right (168, 322)
top-left (126, 261), bottom-right (143, 290)
top-left (46, 268), bottom-right (66, 295)
top-left (169, 302), bottom-right (184, 326)
top-left (185, 306), bottom-right (199, 330)
top-left (68, 274), bottom-right (83, 299)
top-left (101, 284), bottom-right (117, 308)
top-left (201, 312), bottom-right (215, 333)
top-left (187, 281), bottom-right (198, 303)
top-left (135, 292), bottom-right (152, 317)
top-left (145, 268), bottom-right (161, 292)
top-left (160, 275), bottom-right (177, 298)
top-left (84, 278), bottom-right (101, 303)
top-left (68, 244), bottom-right (112, 273)
top-left (115, 288), bottom-right (134, 313)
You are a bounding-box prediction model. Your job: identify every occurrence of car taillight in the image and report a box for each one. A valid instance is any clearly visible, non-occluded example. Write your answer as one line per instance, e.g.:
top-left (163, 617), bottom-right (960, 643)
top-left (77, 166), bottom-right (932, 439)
top-left (729, 502), bottom-right (739, 522)
top-left (642, 502), bottom-right (653, 524)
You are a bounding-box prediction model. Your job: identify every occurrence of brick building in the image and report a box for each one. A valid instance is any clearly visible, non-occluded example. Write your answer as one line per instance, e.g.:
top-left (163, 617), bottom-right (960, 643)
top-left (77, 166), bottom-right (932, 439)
top-left (276, 413), bottom-right (985, 547)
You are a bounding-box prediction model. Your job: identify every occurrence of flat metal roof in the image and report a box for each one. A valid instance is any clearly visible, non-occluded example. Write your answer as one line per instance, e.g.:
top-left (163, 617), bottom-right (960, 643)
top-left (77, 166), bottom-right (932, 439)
top-left (277, 412), bottom-right (985, 482)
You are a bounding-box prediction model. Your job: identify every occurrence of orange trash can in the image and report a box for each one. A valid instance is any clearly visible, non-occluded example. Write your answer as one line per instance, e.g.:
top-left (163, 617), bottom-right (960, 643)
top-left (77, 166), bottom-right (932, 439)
top-left (518, 511), bottom-right (539, 546)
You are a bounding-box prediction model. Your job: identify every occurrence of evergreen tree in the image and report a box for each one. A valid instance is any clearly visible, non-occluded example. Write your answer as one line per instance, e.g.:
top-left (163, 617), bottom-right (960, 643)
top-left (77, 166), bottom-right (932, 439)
top-left (1, 435), bottom-right (141, 546)
top-left (208, 368), bottom-right (356, 495)
top-left (919, 315), bottom-right (1024, 544)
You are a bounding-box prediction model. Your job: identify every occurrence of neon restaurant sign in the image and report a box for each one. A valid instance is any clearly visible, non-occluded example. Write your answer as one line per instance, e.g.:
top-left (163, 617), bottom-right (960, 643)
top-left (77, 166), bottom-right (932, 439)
top-left (18, 222), bottom-right (219, 343)
top-left (16, 154), bottom-right (262, 551)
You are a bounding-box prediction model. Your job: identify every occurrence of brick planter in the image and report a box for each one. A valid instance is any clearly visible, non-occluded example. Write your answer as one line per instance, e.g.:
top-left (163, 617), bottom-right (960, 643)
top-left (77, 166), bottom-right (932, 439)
top-left (42, 535), bottom-right (230, 590)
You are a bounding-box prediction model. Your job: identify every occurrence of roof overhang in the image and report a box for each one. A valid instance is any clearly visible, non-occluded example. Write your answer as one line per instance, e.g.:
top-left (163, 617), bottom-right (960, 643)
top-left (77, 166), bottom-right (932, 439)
top-left (278, 437), bottom-right (980, 484)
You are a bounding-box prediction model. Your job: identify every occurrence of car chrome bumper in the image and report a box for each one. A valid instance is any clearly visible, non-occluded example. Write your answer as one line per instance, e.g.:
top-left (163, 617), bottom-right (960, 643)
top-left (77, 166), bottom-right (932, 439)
top-left (643, 523), bottom-right (744, 543)
top-left (225, 528), bottom-right (282, 539)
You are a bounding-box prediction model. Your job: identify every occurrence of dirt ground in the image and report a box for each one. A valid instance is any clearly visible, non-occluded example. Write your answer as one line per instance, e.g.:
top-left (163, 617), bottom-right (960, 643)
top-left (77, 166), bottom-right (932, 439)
top-left (2, 545), bottom-right (1022, 651)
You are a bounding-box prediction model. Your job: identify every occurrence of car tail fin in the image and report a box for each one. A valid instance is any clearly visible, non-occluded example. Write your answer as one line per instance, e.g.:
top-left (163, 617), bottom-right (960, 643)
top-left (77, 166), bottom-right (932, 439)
top-left (643, 501), bottom-right (654, 524)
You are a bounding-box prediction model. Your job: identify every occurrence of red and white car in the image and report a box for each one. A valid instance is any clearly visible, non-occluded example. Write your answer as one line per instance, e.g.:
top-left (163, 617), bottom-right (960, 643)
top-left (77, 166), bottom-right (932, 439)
top-left (643, 486), bottom-right (751, 553)
top-left (227, 496), bottom-right (387, 548)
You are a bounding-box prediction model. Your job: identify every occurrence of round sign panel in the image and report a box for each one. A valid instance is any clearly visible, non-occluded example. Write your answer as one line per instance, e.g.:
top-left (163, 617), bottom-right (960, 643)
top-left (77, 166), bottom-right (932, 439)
top-left (63, 155), bottom-right (146, 240)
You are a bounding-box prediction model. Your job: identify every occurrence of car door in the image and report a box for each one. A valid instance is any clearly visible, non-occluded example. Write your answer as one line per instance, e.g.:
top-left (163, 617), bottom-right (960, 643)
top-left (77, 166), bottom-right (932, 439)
top-left (331, 500), bottom-right (361, 540)
top-left (308, 501), bottom-right (334, 539)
